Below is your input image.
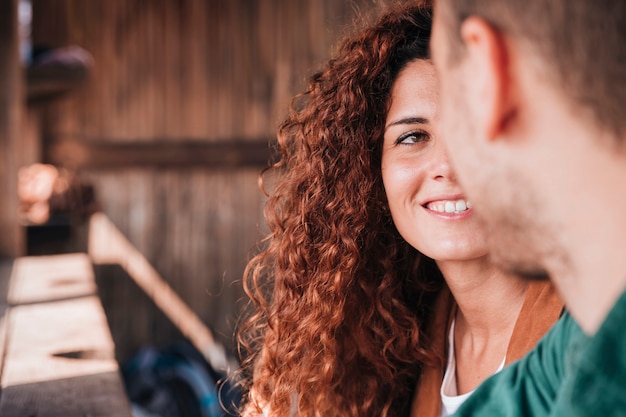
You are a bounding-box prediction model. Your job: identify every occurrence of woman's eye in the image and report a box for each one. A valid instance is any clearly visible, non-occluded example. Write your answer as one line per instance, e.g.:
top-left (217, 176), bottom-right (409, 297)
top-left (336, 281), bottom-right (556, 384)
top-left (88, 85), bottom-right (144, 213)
top-left (396, 131), bottom-right (430, 145)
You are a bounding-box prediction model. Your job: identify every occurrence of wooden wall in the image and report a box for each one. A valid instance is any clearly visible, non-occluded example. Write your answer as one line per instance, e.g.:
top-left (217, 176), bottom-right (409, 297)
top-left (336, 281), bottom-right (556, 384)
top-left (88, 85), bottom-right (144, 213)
top-left (29, 0), bottom-right (389, 360)
top-left (34, 0), bottom-right (381, 142)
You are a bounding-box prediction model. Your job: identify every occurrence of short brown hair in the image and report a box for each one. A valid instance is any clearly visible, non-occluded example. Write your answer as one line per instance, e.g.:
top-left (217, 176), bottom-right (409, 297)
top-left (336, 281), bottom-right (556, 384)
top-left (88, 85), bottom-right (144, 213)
top-left (437, 0), bottom-right (626, 139)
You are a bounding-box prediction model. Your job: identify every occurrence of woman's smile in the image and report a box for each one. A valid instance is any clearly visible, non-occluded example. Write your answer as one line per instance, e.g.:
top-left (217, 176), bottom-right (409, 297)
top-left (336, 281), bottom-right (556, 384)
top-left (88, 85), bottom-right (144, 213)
top-left (423, 197), bottom-right (472, 214)
top-left (382, 59), bottom-right (488, 262)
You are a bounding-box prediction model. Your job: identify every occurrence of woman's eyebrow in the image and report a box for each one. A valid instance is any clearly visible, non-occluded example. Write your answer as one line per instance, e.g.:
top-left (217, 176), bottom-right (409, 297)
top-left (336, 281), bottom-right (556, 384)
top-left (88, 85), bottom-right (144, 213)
top-left (385, 116), bottom-right (428, 131)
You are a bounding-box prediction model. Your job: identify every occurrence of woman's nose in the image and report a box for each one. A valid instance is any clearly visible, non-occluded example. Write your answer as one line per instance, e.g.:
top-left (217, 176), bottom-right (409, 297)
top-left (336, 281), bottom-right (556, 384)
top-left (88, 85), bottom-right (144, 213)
top-left (431, 138), bottom-right (456, 182)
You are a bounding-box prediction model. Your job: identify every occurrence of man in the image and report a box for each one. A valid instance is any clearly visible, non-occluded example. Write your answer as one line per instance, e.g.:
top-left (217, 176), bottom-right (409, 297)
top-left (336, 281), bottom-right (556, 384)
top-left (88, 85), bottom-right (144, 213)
top-left (430, 0), bottom-right (626, 415)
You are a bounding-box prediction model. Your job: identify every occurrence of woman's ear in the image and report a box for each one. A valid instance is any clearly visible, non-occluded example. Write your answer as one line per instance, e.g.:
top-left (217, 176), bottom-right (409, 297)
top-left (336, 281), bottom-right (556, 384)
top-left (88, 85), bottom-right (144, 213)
top-left (460, 16), bottom-right (515, 142)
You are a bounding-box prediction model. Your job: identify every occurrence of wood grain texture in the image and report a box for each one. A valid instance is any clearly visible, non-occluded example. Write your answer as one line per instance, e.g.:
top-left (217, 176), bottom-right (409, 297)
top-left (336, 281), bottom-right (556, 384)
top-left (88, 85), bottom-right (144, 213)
top-left (28, 0), bottom-right (390, 356)
top-left (33, 0), bottom-right (382, 141)
top-left (0, 0), bottom-right (24, 257)
top-left (0, 254), bottom-right (132, 417)
top-left (84, 167), bottom-right (267, 357)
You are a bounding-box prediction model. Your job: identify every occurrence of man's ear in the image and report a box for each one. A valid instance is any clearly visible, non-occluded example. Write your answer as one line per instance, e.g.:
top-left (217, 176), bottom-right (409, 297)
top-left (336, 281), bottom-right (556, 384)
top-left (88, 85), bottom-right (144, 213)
top-left (460, 17), bottom-right (514, 141)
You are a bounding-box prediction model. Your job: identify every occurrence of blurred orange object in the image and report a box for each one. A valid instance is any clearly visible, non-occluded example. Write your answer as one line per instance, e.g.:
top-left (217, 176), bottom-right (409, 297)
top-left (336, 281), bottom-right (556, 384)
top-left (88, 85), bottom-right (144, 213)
top-left (18, 163), bottom-right (98, 225)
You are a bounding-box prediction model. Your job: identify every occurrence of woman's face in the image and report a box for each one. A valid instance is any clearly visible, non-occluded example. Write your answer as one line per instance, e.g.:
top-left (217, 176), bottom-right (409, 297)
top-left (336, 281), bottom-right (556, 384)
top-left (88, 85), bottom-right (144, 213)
top-left (381, 59), bottom-right (489, 262)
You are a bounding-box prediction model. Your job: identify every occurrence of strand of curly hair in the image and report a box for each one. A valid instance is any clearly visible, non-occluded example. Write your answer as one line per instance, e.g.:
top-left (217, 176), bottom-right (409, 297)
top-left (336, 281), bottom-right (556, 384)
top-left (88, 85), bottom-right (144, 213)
top-left (237, 2), bottom-right (440, 416)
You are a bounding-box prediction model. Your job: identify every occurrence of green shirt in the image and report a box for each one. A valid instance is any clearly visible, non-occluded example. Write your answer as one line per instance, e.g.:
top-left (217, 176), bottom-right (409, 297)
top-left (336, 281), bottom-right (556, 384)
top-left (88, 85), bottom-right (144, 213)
top-left (452, 290), bottom-right (626, 416)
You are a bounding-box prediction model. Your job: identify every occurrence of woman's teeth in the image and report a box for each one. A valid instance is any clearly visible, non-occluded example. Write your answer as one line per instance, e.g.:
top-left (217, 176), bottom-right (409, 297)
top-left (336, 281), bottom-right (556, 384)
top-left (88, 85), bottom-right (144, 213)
top-left (426, 199), bottom-right (472, 213)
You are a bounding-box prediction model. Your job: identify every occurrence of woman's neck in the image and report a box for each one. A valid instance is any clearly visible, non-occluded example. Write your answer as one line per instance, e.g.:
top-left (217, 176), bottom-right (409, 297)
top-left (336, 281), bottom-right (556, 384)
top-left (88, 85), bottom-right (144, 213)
top-left (437, 257), bottom-right (528, 337)
top-left (437, 257), bottom-right (529, 394)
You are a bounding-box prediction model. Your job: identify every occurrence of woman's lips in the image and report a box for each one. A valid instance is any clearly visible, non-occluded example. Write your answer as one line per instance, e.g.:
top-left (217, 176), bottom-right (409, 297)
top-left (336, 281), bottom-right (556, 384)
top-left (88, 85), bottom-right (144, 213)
top-left (424, 198), bottom-right (472, 214)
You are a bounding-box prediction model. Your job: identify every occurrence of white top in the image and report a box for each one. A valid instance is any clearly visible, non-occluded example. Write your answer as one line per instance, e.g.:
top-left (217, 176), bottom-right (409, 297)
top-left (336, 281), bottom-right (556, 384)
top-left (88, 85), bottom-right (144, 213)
top-left (440, 319), bottom-right (506, 417)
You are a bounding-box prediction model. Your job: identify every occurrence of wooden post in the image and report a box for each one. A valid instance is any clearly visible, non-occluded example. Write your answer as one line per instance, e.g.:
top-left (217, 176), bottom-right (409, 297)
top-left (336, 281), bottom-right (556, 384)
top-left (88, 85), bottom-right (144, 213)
top-left (0, 0), bottom-right (24, 258)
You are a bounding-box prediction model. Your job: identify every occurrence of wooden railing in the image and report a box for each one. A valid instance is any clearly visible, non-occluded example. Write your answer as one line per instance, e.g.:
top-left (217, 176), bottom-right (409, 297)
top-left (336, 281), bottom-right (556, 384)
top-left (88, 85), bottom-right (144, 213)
top-left (0, 254), bottom-right (132, 416)
top-left (0, 212), bottom-right (236, 416)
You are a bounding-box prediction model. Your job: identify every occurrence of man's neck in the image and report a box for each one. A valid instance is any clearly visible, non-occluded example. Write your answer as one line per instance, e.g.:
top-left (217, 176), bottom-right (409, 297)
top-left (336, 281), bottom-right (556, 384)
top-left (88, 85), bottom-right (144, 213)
top-left (550, 241), bottom-right (626, 336)
top-left (543, 136), bottom-right (626, 335)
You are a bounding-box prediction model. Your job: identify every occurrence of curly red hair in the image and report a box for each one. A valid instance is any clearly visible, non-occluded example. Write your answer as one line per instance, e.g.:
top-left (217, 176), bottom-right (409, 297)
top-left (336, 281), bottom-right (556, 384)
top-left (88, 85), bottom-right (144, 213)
top-left (237, 2), bottom-right (441, 416)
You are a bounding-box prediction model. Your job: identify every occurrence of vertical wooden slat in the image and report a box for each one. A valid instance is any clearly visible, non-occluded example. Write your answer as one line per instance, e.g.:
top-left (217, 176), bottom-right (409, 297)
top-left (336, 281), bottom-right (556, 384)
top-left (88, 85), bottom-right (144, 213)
top-left (0, 0), bottom-right (24, 258)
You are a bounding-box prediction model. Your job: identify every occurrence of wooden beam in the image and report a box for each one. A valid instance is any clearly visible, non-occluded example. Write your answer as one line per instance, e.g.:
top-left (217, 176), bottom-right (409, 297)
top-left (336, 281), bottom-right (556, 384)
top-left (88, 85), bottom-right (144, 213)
top-left (45, 138), bottom-right (276, 169)
top-left (88, 212), bottom-right (236, 374)
top-left (0, 0), bottom-right (24, 258)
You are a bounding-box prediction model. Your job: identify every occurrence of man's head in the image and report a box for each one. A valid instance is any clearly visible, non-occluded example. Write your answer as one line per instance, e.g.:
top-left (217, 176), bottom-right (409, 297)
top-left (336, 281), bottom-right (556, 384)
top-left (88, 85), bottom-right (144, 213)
top-left (430, 0), bottom-right (626, 282)
top-left (434, 0), bottom-right (626, 139)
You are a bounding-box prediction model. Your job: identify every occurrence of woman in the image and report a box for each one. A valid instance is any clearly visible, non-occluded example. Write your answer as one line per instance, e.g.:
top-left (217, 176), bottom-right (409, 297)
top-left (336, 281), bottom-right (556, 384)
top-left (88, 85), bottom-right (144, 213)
top-left (237, 3), bottom-right (562, 417)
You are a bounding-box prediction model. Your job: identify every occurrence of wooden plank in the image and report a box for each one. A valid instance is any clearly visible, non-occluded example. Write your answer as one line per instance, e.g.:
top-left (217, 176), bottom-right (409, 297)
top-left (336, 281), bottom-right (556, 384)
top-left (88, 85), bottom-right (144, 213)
top-left (45, 138), bottom-right (275, 169)
top-left (0, 261), bottom-right (12, 382)
top-left (7, 252), bottom-right (97, 305)
top-left (0, 254), bottom-right (132, 417)
top-left (2, 297), bottom-right (119, 387)
top-left (0, 371), bottom-right (132, 417)
top-left (0, 0), bottom-right (24, 258)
